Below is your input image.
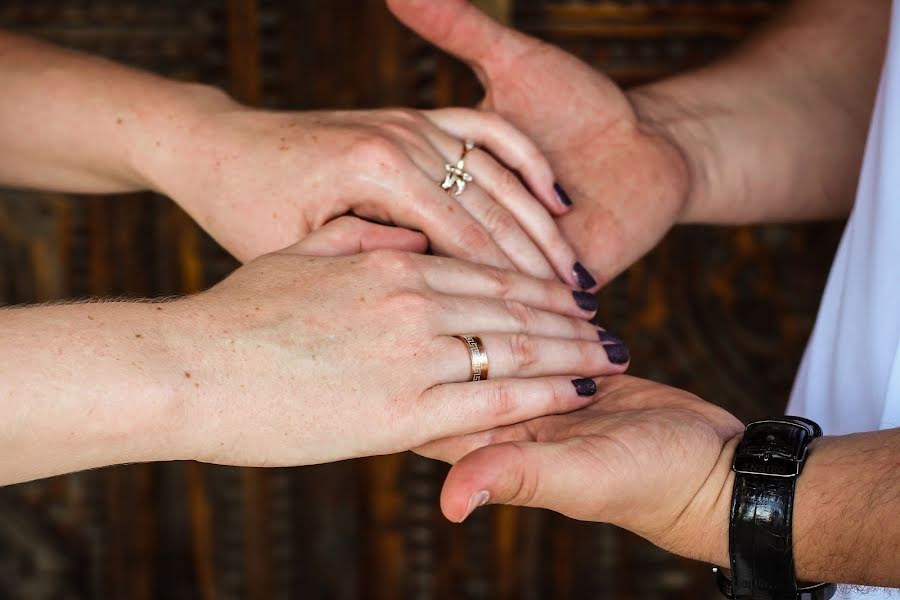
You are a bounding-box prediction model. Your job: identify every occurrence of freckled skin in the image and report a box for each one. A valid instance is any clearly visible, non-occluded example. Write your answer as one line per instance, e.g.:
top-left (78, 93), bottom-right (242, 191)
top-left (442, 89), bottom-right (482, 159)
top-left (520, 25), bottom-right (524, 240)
top-left (172, 226), bottom-right (623, 469)
top-left (152, 106), bottom-right (570, 276)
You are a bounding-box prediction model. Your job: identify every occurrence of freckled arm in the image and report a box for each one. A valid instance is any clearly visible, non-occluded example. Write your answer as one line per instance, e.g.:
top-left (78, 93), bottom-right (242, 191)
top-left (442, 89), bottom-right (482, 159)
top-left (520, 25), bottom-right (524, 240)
top-left (0, 30), bottom-right (233, 194)
top-left (0, 301), bottom-right (192, 485)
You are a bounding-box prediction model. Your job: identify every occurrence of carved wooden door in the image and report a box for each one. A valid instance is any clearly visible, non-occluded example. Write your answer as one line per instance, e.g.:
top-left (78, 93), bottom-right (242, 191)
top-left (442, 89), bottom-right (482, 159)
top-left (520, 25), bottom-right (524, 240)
top-left (0, 1), bottom-right (842, 598)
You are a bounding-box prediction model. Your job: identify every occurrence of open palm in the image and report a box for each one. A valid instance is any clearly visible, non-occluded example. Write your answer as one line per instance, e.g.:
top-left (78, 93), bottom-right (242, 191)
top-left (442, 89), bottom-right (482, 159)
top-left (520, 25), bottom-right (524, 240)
top-left (418, 375), bottom-right (743, 565)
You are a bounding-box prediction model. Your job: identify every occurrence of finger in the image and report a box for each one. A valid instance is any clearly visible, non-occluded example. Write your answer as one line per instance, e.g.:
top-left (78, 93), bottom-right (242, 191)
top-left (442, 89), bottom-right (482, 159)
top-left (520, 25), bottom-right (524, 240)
top-left (437, 298), bottom-right (609, 346)
top-left (463, 148), bottom-right (580, 285)
top-left (386, 0), bottom-right (535, 77)
top-left (415, 415), bottom-right (538, 464)
top-left (439, 440), bottom-right (583, 523)
top-left (405, 117), bottom-right (594, 290)
top-left (386, 119), bottom-right (559, 281)
top-left (416, 376), bottom-right (596, 448)
top-left (354, 147), bottom-right (517, 271)
top-left (451, 183), bottom-right (558, 281)
top-left (424, 108), bottom-right (564, 215)
top-left (422, 257), bottom-right (600, 320)
top-left (415, 430), bottom-right (498, 464)
top-left (436, 334), bottom-right (626, 383)
top-left (280, 216), bottom-right (428, 256)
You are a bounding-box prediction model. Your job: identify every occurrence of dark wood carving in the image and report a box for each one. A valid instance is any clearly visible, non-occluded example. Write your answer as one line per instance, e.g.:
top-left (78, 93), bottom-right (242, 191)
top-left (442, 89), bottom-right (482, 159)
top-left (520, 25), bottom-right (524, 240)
top-left (0, 1), bottom-right (843, 599)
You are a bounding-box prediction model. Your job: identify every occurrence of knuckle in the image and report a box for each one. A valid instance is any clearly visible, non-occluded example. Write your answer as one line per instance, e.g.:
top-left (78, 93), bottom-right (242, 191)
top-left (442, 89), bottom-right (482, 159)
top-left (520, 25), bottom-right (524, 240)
top-left (576, 343), bottom-right (596, 369)
top-left (482, 202), bottom-right (519, 236)
top-left (484, 382), bottom-right (519, 420)
top-left (508, 445), bottom-right (539, 505)
top-left (349, 134), bottom-right (407, 171)
top-left (385, 107), bottom-right (423, 125)
top-left (494, 167), bottom-right (523, 197)
top-left (504, 300), bottom-right (537, 330)
top-left (538, 378), bottom-right (567, 411)
top-left (507, 334), bottom-right (538, 371)
top-left (365, 248), bottom-right (420, 275)
top-left (483, 268), bottom-right (513, 298)
top-left (454, 221), bottom-right (491, 252)
top-left (477, 110), bottom-right (505, 130)
top-left (520, 141), bottom-right (545, 167)
top-left (379, 121), bottom-right (422, 148)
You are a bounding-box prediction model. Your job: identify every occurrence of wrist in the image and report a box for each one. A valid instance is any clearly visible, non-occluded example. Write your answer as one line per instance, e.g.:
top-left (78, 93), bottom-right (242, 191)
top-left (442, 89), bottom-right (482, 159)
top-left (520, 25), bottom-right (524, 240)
top-left (663, 434), bottom-right (739, 569)
top-left (124, 80), bottom-right (238, 200)
top-left (626, 84), bottom-right (709, 225)
top-left (149, 295), bottom-right (223, 465)
top-left (705, 435), bottom-right (740, 569)
top-left (81, 301), bottom-right (198, 466)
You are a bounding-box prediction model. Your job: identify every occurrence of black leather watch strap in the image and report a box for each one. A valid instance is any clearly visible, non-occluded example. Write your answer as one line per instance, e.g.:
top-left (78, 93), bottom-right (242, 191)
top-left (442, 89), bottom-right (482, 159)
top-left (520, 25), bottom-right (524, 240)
top-left (720, 417), bottom-right (835, 600)
top-left (730, 470), bottom-right (799, 597)
top-left (716, 569), bottom-right (836, 600)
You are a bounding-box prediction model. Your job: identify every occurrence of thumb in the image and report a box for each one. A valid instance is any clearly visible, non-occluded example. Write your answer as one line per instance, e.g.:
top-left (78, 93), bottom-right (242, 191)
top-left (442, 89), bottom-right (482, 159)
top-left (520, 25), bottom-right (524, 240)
top-left (440, 440), bottom-right (582, 523)
top-left (386, 0), bottom-right (534, 76)
top-left (281, 216), bottom-right (429, 256)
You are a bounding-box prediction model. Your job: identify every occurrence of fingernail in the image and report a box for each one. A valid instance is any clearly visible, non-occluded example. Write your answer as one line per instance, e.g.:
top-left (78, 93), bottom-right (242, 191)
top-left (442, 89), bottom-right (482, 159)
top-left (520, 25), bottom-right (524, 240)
top-left (598, 330), bottom-right (623, 345)
top-left (571, 377), bottom-right (597, 397)
top-left (461, 490), bottom-right (491, 522)
top-left (573, 291), bottom-right (598, 312)
top-left (603, 344), bottom-right (630, 365)
top-left (573, 262), bottom-right (597, 290)
top-left (554, 182), bottom-right (573, 207)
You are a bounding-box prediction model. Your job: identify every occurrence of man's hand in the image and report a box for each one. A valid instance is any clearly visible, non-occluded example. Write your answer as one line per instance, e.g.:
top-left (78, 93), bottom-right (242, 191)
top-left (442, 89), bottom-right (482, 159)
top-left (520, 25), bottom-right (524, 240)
top-left (389, 0), bottom-right (889, 241)
top-left (387, 0), bottom-right (690, 286)
top-left (418, 375), bottom-right (742, 566)
top-left (421, 376), bottom-right (900, 587)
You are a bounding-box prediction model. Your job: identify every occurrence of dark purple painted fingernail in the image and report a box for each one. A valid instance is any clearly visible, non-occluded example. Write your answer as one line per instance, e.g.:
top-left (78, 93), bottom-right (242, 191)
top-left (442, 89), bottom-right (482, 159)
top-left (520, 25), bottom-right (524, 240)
top-left (598, 330), bottom-right (623, 345)
top-left (573, 262), bottom-right (597, 290)
top-left (571, 378), bottom-right (597, 397)
top-left (573, 291), bottom-right (598, 312)
top-left (603, 344), bottom-right (630, 365)
top-left (554, 182), bottom-right (573, 207)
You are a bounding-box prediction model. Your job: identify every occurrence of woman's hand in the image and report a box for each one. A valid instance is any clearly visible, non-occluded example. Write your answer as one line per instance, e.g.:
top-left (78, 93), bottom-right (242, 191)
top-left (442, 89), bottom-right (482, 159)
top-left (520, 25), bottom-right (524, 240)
top-left (143, 101), bottom-right (593, 288)
top-left (166, 237), bottom-right (628, 468)
top-left (417, 375), bottom-right (743, 567)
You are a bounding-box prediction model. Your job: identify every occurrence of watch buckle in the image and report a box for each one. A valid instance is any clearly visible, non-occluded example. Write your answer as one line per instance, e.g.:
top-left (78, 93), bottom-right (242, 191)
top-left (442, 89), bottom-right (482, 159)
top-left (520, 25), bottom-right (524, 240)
top-left (733, 450), bottom-right (805, 478)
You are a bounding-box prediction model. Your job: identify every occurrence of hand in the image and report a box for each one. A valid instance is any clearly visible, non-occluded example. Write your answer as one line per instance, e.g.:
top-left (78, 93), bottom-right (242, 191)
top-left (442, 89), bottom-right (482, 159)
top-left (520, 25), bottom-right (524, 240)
top-left (145, 100), bottom-right (590, 288)
top-left (387, 0), bottom-right (691, 286)
top-left (165, 229), bottom-right (630, 468)
top-left (418, 375), bottom-right (743, 566)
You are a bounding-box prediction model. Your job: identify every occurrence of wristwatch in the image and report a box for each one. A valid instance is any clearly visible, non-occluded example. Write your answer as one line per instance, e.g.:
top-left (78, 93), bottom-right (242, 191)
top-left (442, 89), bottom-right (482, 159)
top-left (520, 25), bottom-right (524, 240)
top-left (715, 416), bottom-right (836, 600)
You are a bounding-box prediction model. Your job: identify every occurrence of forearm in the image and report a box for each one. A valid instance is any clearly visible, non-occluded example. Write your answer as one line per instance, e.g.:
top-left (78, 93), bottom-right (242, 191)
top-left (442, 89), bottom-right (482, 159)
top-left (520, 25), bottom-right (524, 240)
top-left (0, 301), bottom-right (190, 485)
top-left (0, 31), bottom-right (233, 194)
top-left (710, 428), bottom-right (900, 588)
top-left (629, 0), bottom-right (889, 224)
top-left (792, 429), bottom-right (900, 587)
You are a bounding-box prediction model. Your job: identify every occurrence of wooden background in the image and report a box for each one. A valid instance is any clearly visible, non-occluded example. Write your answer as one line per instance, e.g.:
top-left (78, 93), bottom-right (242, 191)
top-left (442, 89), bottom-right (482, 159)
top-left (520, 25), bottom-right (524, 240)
top-left (0, 1), bottom-right (845, 599)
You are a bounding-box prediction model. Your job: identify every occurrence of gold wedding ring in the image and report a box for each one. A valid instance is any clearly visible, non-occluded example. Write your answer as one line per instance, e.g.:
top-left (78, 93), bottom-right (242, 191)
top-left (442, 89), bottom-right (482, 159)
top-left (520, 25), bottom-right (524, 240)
top-left (454, 335), bottom-right (489, 382)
